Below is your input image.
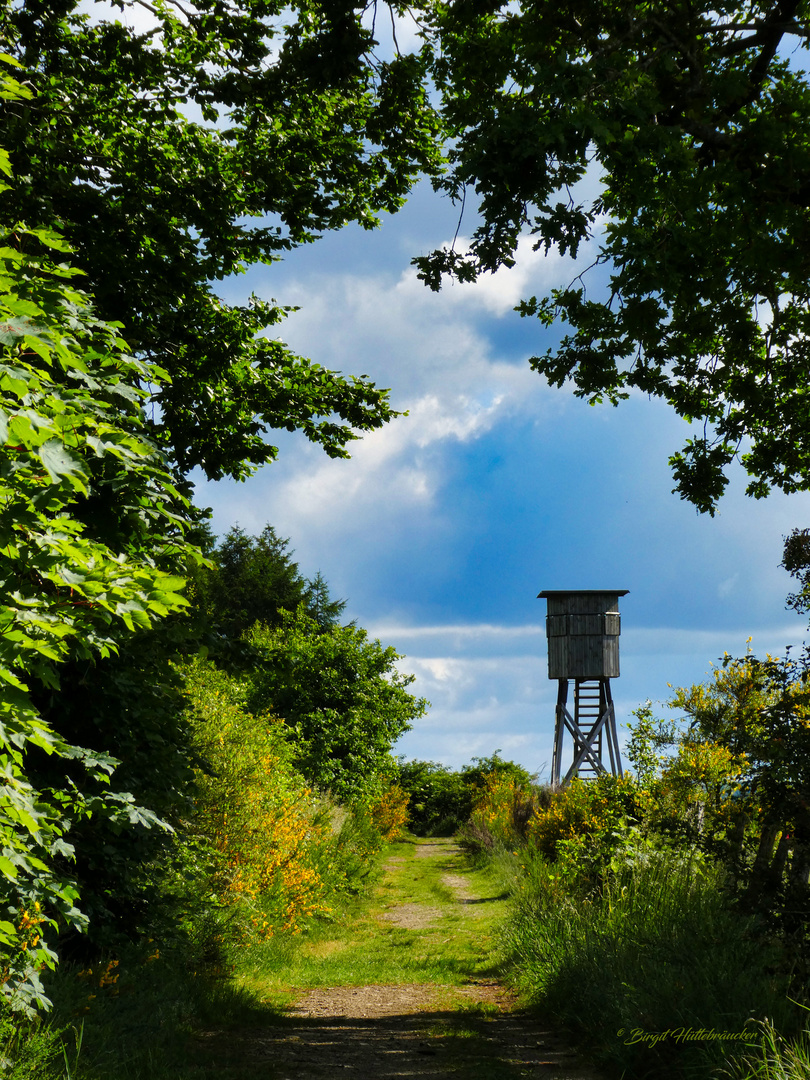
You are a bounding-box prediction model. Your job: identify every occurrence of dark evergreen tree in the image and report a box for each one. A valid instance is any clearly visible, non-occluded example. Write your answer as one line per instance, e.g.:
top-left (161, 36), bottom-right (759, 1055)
top-left (199, 525), bottom-right (346, 639)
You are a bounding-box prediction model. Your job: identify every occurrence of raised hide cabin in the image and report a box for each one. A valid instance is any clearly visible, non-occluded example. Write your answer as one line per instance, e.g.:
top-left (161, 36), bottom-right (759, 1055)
top-left (538, 590), bottom-right (628, 788)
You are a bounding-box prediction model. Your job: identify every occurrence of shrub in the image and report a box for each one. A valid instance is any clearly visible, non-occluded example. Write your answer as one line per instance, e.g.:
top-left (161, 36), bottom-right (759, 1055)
top-left (369, 785), bottom-right (410, 842)
top-left (178, 655), bottom-right (396, 942)
top-left (179, 657), bottom-right (332, 938)
top-left (398, 753), bottom-right (537, 838)
top-left (526, 774), bottom-right (643, 863)
top-left (395, 759), bottom-right (474, 836)
top-left (467, 769), bottom-right (540, 850)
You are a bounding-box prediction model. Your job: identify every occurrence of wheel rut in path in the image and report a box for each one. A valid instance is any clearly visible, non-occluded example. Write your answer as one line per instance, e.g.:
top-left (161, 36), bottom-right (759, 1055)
top-left (203, 839), bottom-right (604, 1079)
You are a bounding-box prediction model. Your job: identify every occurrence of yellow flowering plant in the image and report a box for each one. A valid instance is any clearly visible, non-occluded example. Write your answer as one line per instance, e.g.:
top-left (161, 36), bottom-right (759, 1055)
top-left (180, 656), bottom-right (332, 938)
top-left (527, 775), bottom-right (643, 860)
top-left (469, 770), bottom-right (537, 850)
top-left (177, 656), bottom-right (399, 942)
top-left (369, 784), bottom-right (410, 842)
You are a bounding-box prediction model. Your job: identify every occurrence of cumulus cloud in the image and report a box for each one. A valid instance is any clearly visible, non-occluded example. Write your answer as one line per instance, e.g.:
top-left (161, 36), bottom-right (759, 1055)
top-left (251, 387), bottom-right (519, 535)
top-left (205, 244), bottom-right (579, 541)
top-left (394, 233), bottom-right (583, 318)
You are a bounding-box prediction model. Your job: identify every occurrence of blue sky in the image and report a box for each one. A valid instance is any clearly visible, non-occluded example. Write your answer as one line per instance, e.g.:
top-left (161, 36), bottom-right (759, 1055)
top-left (191, 179), bottom-right (810, 779)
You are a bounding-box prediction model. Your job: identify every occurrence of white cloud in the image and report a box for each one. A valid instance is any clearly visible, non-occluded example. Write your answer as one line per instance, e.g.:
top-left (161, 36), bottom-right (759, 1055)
top-left (252, 388), bottom-right (516, 531)
top-left (409, 393), bottom-right (506, 446)
top-left (394, 233), bottom-right (583, 318)
top-left (370, 622), bottom-right (546, 640)
top-left (204, 252), bottom-right (579, 540)
top-left (202, 192), bottom-right (603, 553)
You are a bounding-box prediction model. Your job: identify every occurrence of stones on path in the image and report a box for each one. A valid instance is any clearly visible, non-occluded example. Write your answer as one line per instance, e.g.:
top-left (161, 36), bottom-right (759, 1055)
top-left (380, 903), bottom-right (443, 930)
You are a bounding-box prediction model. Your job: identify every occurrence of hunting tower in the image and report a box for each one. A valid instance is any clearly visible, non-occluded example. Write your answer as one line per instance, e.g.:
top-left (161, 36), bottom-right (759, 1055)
top-left (538, 590), bottom-right (628, 788)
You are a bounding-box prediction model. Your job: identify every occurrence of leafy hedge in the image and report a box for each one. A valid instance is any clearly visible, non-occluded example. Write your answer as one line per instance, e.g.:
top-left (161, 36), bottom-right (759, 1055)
top-left (0, 66), bottom-right (197, 1007)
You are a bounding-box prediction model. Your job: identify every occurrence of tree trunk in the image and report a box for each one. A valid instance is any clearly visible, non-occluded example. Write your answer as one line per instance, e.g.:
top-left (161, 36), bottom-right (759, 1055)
top-left (744, 807), bottom-right (782, 906)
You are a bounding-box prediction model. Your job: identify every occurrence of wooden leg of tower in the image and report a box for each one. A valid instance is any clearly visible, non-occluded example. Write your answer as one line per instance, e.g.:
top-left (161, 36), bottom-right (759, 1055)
top-left (553, 677), bottom-right (625, 786)
top-left (551, 679), bottom-right (567, 789)
top-left (600, 680), bottom-right (614, 775)
top-left (602, 680), bottom-right (623, 778)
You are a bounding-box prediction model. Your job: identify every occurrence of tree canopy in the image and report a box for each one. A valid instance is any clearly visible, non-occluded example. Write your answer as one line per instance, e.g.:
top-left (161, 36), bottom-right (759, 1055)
top-left (416, 0), bottom-right (810, 513)
top-left (6, 0), bottom-right (810, 512)
top-left (0, 0), bottom-right (442, 480)
top-left (0, 14), bottom-right (440, 988)
top-left (248, 609), bottom-right (426, 803)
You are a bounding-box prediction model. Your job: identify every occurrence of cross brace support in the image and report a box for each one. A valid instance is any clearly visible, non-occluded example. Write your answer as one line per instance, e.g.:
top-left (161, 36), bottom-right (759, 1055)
top-left (550, 678), bottom-right (623, 789)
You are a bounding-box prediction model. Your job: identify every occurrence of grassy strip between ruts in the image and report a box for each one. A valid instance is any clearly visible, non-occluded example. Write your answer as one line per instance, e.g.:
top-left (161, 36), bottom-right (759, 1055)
top-left (233, 837), bottom-right (509, 1006)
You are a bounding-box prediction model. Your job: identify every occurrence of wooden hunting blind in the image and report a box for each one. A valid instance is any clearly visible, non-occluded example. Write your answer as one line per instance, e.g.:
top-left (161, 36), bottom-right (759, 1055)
top-left (538, 590), bottom-right (628, 788)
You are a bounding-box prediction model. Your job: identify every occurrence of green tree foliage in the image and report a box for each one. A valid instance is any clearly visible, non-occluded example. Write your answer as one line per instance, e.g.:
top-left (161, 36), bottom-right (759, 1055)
top-left (196, 524), bottom-right (346, 639)
top-left (669, 652), bottom-right (781, 751)
top-left (28, 628), bottom-right (203, 952)
top-left (247, 609), bottom-right (427, 804)
top-left (646, 653), bottom-right (810, 951)
top-left (306, 570), bottom-right (349, 633)
top-left (672, 656), bottom-right (810, 834)
top-left (624, 702), bottom-right (681, 788)
top-left (0, 0), bottom-right (443, 480)
top-left (416, 0), bottom-right (810, 513)
top-left (782, 526), bottom-right (810, 616)
top-left (397, 753), bottom-right (536, 836)
top-left (0, 164), bottom-right (197, 1010)
top-left (0, 0), bottom-right (439, 974)
top-left (0, 3), bottom-right (443, 1014)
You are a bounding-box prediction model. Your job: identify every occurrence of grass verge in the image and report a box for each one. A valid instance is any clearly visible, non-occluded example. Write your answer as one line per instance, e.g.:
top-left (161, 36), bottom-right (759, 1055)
top-left (499, 843), bottom-right (796, 1079)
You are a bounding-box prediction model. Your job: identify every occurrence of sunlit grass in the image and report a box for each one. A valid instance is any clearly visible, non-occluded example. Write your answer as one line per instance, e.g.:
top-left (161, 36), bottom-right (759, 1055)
top-left (724, 1019), bottom-right (810, 1080)
top-left (233, 838), bottom-right (509, 1007)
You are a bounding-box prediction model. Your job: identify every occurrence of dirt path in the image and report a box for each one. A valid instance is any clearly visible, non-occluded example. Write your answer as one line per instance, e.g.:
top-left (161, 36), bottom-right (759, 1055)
top-left (201, 840), bottom-right (604, 1079)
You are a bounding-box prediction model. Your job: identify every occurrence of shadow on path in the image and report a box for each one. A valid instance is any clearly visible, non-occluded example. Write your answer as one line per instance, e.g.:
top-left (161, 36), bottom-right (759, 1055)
top-left (196, 997), bottom-right (600, 1079)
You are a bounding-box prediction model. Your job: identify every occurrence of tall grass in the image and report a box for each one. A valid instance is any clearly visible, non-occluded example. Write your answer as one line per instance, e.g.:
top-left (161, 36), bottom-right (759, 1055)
top-left (0, 1012), bottom-right (67, 1079)
top-left (503, 843), bottom-right (791, 1078)
top-left (724, 1020), bottom-right (810, 1080)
